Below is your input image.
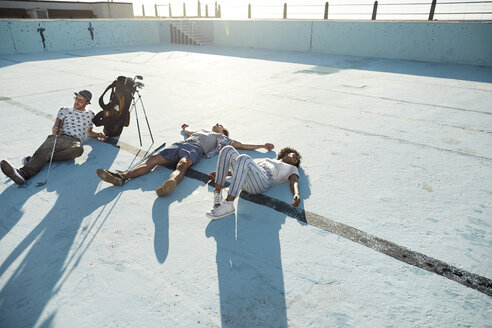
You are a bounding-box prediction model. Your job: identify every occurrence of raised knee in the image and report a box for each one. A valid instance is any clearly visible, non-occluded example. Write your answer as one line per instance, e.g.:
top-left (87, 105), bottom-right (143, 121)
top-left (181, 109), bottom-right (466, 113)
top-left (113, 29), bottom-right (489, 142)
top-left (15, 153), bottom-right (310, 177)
top-left (236, 154), bottom-right (251, 163)
top-left (222, 145), bottom-right (234, 152)
top-left (74, 146), bottom-right (84, 157)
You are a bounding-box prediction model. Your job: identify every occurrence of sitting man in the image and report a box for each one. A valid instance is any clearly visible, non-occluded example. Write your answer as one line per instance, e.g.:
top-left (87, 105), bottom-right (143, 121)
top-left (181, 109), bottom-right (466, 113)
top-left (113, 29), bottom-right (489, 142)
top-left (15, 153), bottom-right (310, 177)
top-left (96, 123), bottom-right (274, 197)
top-left (206, 145), bottom-right (302, 220)
top-left (1, 90), bottom-right (107, 185)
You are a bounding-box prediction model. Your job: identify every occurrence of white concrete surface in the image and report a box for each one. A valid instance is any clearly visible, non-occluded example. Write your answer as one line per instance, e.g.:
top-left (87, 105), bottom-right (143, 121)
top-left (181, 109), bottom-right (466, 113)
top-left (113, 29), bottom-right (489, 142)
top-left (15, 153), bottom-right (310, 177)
top-left (0, 19), bottom-right (163, 54)
top-left (311, 20), bottom-right (492, 66)
top-left (0, 44), bottom-right (491, 327)
top-left (2, 19), bottom-right (491, 66)
top-left (211, 19), bottom-right (492, 65)
top-left (213, 20), bottom-right (312, 52)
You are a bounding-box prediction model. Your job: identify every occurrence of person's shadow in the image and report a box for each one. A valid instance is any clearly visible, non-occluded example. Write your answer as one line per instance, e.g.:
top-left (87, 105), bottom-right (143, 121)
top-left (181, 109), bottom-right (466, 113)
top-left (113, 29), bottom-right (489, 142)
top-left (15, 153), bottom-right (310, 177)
top-left (204, 163), bottom-right (311, 327)
top-left (205, 200), bottom-right (289, 328)
top-left (0, 181), bottom-right (43, 241)
top-left (151, 172), bottom-right (202, 263)
top-left (0, 139), bottom-right (120, 328)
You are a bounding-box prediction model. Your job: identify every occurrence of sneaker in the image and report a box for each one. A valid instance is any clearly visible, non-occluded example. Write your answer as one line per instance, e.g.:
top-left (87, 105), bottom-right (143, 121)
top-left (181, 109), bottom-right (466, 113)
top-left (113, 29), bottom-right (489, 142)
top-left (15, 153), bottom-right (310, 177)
top-left (155, 179), bottom-right (177, 197)
top-left (22, 156), bottom-right (32, 166)
top-left (96, 169), bottom-right (127, 186)
top-left (1, 160), bottom-right (26, 185)
top-left (206, 200), bottom-right (235, 220)
top-left (213, 189), bottom-right (223, 208)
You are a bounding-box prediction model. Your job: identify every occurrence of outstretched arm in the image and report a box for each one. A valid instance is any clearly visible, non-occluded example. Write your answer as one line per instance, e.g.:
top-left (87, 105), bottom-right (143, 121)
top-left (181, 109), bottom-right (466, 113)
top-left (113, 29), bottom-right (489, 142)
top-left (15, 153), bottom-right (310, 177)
top-left (232, 141), bottom-right (274, 151)
top-left (181, 123), bottom-right (195, 137)
top-left (289, 174), bottom-right (300, 207)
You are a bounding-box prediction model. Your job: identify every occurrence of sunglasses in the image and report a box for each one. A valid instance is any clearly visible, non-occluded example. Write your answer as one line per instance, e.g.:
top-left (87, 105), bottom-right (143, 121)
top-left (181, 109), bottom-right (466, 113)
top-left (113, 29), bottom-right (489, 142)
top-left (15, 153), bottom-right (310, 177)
top-left (74, 97), bottom-right (88, 103)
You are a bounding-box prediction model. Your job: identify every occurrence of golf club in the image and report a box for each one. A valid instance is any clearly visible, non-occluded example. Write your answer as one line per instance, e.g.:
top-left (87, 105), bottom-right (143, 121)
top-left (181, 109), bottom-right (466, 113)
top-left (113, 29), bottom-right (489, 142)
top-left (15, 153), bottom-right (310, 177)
top-left (36, 119), bottom-right (63, 187)
top-left (118, 141), bottom-right (167, 173)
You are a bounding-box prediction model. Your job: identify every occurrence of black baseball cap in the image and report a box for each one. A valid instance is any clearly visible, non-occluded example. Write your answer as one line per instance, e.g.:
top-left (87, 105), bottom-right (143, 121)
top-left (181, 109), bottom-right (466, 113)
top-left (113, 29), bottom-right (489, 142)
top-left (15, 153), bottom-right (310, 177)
top-left (74, 90), bottom-right (92, 103)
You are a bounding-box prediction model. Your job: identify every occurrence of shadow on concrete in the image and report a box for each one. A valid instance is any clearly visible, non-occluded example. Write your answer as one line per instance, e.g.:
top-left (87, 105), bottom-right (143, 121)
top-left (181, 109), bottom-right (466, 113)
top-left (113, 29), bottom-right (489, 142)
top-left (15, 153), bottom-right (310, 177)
top-left (0, 139), bottom-right (120, 328)
top-left (2, 43), bottom-right (491, 84)
top-left (206, 199), bottom-right (289, 328)
top-left (202, 164), bottom-right (310, 327)
top-left (151, 175), bottom-right (202, 264)
top-left (0, 46), bottom-right (142, 68)
top-left (264, 166), bottom-right (311, 204)
top-left (175, 44), bottom-right (492, 84)
top-left (0, 182), bottom-right (42, 241)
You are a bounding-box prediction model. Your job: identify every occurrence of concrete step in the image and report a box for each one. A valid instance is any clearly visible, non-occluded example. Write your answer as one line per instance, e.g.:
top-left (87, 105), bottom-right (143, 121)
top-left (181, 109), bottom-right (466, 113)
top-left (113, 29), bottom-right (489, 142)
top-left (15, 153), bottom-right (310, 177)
top-left (171, 22), bottom-right (214, 45)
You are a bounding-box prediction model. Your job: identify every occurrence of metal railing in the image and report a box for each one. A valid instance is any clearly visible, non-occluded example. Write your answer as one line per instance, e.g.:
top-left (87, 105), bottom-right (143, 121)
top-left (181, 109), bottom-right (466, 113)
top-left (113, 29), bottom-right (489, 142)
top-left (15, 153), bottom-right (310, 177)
top-left (243, 0), bottom-right (492, 20)
top-left (137, 1), bottom-right (492, 21)
top-left (140, 1), bottom-right (221, 18)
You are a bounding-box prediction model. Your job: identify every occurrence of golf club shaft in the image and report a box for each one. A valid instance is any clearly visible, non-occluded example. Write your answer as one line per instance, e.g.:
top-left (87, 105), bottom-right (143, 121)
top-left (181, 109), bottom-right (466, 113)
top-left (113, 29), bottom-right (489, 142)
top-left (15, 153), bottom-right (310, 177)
top-left (137, 92), bottom-right (154, 144)
top-left (133, 98), bottom-right (142, 147)
top-left (40, 120), bottom-right (63, 185)
top-left (126, 141), bottom-right (166, 171)
top-left (43, 134), bottom-right (58, 181)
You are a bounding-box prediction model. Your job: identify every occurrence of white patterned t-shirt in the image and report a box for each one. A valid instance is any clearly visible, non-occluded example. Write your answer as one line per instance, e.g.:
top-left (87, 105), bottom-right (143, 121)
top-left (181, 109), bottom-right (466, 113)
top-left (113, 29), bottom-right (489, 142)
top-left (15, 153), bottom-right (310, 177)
top-left (56, 107), bottom-right (95, 142)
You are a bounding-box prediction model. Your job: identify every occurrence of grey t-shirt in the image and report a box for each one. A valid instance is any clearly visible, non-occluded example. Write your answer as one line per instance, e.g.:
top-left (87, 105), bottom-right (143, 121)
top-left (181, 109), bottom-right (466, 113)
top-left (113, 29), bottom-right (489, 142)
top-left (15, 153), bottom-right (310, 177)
top-left (186, 129), bottom-right (234, 154)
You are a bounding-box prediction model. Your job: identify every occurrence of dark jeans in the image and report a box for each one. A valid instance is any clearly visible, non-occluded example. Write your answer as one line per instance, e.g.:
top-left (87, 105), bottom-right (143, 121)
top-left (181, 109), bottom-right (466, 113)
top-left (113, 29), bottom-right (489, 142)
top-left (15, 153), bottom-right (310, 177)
top-left (20, 135), bottom-right (83, 179)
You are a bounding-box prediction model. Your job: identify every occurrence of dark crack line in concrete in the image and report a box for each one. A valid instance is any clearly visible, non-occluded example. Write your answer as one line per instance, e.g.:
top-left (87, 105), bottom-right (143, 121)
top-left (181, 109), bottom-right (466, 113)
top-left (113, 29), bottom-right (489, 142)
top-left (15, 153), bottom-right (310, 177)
top-left (3, 95), bottom-right (491, 297)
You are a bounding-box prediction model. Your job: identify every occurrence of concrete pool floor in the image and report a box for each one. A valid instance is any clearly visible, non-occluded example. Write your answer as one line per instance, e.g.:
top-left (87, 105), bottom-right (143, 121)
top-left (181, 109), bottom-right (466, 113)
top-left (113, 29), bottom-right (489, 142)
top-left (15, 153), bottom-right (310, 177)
top-left (0, 43), bottom-right (491, 327)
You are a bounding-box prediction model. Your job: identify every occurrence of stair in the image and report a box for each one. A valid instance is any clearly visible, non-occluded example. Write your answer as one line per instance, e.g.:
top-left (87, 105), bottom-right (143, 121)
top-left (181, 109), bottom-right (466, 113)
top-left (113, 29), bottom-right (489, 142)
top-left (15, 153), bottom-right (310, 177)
top-left (170, 20), bottom-right (213, 46)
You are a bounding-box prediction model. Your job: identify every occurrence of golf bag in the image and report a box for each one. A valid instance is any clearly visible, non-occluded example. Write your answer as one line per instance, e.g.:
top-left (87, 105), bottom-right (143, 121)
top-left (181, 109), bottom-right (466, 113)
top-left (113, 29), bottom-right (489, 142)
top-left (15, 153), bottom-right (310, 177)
top-left (92, 76), bottom-right (142, 137)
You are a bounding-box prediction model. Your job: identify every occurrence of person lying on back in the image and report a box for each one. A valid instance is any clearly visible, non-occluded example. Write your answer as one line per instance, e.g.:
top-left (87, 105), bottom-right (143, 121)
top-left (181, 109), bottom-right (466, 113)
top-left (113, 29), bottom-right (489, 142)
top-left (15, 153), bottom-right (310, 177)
top-left (96, 123), bottom-right (274, 197)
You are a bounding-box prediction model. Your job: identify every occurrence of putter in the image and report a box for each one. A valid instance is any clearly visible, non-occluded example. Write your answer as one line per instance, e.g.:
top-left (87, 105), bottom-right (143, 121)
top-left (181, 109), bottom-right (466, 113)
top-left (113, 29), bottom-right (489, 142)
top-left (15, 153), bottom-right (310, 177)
top-left (36, 120), bottom-right (63, 187)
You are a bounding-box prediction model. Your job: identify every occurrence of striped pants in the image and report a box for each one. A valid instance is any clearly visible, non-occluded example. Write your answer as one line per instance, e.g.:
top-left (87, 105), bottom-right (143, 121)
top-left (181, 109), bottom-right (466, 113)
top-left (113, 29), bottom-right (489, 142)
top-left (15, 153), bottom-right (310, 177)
top-left (215, 146), bottom-right (273, 197)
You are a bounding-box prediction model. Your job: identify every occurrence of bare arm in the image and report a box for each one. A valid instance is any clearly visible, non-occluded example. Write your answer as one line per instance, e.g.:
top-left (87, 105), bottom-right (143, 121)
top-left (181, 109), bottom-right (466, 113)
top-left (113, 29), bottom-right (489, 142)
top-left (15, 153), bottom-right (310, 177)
top-left (181, 124), bottom-right (195, 137)
top-left (232, 141), bottom-right (274, 151)
top-left (87, 127), bottom-right (107, 142)
top-left (289, 174), bottom-right (300, 207)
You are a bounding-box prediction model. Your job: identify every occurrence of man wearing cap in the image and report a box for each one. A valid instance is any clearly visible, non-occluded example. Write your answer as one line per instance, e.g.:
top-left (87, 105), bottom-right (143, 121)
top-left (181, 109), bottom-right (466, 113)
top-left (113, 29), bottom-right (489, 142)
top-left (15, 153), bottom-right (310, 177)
top-left (1, 90), bottom-right (108, 185)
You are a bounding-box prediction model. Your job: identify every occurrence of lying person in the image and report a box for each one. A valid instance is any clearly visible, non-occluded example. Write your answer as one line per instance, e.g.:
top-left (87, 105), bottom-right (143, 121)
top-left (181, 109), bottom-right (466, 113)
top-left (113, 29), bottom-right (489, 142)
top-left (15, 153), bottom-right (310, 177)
top-left (97, 123), bottom-right (274, 197)
top-left (206, 145), bottom-right (301, 220)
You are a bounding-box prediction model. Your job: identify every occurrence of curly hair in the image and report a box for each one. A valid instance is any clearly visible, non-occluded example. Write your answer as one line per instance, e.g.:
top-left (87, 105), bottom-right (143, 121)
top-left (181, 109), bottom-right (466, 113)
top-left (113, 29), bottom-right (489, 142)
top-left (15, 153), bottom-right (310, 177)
top-left (277, 147), bottom-right (301, 167)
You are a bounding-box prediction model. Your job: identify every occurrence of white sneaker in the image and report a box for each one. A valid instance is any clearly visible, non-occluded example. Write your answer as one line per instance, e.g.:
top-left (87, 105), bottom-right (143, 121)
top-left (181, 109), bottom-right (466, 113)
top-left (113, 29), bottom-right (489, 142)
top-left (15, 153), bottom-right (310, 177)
top-left (213, 190), bottom-right (223, 208)
top-left (206, 200), bottom-right (235, 220)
